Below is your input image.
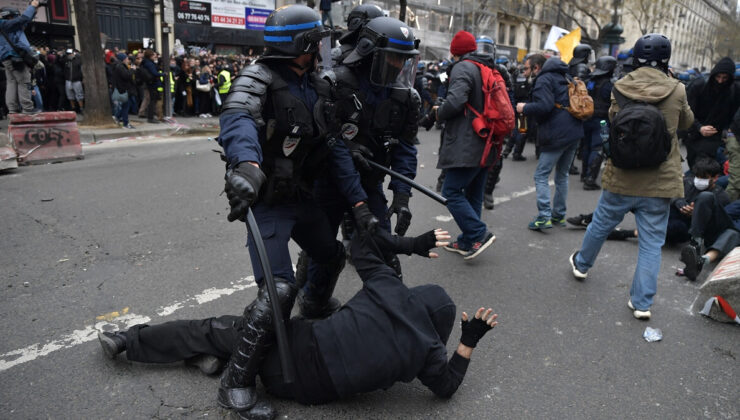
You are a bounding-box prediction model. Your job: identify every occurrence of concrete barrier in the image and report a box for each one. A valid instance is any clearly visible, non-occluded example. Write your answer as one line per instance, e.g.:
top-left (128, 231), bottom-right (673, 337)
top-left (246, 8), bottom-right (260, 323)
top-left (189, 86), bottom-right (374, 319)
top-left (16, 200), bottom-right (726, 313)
top-left (9, 112), bottom-right (83, 165)
top-left (692, 246), bottom-right (740, 323)
top-left (0, 132), bottom-right (18, 171)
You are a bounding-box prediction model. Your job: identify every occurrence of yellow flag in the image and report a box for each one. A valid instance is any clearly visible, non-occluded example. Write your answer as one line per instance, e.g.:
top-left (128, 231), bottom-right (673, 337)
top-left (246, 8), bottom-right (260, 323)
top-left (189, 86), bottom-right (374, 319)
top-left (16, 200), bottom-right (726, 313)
top-left (556, 28), bottom-right (582, 64)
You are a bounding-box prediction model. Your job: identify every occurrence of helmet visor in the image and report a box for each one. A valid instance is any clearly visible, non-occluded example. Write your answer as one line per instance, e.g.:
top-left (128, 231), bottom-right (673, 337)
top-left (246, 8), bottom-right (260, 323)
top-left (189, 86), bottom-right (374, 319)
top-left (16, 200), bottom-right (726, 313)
top-left (476, 41), bottom-right (495, 55)
top-left (370, 50), bottom-right (419, 88)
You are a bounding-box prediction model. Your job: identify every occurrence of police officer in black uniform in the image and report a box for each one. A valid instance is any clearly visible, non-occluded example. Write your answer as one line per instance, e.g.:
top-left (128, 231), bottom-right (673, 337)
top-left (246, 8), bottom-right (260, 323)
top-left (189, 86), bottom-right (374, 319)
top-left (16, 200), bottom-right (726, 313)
top-left (212, 5), bottom-right (377, 417)
top-left (567, 43), bottom-right (594, 177)
top-left (296, 16), bottom-right (421, 287)
top-left (332, 3), bottom-right (384, 65)
top-left (582, 55), bottom-right (616, 190)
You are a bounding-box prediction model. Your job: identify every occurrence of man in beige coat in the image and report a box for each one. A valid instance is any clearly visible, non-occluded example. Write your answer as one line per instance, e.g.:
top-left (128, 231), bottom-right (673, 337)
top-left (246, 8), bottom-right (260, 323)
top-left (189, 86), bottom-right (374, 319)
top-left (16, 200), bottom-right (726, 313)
top-left (568, 34), bottom-right (694, 320)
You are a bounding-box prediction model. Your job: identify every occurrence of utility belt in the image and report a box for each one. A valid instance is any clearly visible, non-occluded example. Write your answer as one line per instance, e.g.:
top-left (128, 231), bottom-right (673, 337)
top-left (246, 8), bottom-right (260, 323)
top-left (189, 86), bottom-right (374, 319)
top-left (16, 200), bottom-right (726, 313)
top-left (358, 135), bottom-right (398, 187)
top-left (260, 140), bottom-right (330, 206)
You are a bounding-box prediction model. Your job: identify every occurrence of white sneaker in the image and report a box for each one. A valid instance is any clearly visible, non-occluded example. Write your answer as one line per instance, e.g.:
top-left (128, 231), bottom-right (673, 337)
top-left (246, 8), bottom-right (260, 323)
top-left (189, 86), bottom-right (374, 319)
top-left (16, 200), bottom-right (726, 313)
top-left (569, 251), bottom-right (587, 280)
top-left (628, 300), bottom-right (651, 320)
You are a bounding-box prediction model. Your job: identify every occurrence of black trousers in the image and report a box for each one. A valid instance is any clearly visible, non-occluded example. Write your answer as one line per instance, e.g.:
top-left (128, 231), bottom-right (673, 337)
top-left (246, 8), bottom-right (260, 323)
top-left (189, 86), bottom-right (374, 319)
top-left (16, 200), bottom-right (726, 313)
top-left (690, 191), bottom-right (740, 255)
top-left (124, 316), bottom-right (338, 405)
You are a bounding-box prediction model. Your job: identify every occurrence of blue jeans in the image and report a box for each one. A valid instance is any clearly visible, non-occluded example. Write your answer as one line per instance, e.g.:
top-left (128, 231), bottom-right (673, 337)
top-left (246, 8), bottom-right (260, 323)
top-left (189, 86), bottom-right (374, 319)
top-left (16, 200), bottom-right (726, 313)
top-left (113, 99), bottom-right (129, 125)
top-left (574, 190), bottom-right (670, 310)
top-left (534, 142), bottom-right (578, 218)
top-left (442, 166), bottom-right (488, 249)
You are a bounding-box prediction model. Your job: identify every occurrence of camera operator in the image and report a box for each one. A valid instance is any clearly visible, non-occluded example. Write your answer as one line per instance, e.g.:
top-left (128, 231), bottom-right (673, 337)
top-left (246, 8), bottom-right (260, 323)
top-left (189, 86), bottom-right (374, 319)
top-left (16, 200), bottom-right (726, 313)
top-left (0, 1), bottom-right (41, 114)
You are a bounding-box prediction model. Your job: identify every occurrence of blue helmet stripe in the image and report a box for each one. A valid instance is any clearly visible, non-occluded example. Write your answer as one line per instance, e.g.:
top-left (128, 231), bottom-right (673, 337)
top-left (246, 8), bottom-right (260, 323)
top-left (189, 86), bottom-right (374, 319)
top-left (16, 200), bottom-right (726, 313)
top-left (264, 35), bottom-right (292, 42)
top-left (264, 20), bottom-right (321, 32)
top-left (389, 38), bottom-right (414, 46)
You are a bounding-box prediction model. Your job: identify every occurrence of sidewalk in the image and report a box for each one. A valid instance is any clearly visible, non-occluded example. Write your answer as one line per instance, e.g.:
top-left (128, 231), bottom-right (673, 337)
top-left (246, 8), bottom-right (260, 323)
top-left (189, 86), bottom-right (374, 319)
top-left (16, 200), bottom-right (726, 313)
top-left (0, 113), bottom-right (221, 144)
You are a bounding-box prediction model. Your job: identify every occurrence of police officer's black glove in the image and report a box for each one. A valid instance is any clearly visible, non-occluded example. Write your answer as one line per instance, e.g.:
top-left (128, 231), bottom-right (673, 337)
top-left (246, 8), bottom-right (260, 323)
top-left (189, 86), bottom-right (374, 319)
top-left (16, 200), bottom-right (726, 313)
top-left (352, 202), bottom-right (378, 235)
top-left (387, 192), bottom-right (412, 236)
top-left (460, 309), bottom-right (496, 348)
top-left (346, 141), bottom-right (374, 172)
top-left (224, 163), bottom-right (266, 222)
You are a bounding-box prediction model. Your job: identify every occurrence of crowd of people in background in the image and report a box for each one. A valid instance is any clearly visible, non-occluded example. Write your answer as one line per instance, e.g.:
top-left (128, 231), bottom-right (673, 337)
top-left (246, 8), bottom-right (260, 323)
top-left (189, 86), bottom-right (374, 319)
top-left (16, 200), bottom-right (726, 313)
top-left (0, 41), bottom-right (258, 125)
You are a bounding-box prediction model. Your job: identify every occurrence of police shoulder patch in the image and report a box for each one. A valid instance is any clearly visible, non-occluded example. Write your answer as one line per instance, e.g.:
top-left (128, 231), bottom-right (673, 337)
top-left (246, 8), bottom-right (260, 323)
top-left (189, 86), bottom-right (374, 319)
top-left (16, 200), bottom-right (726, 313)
top-left (341, 123), bottom-right (359, 140)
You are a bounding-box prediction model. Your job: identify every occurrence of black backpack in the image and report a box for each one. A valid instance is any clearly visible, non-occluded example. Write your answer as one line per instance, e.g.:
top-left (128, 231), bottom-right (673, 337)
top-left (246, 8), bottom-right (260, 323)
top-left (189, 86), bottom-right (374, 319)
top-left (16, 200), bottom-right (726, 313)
top-left (606, 89), bottom-right (672, 169)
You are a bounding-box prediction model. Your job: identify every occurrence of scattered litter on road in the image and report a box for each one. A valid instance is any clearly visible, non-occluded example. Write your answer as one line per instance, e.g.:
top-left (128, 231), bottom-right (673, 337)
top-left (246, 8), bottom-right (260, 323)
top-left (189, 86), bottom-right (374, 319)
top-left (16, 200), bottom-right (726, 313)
top-left (643, 327), bottom-right (663, 342)
top-left (185, 152), bottom-right (196, 156)
top-left (420, 164), bottom-right (425, 168)
top-left (23, 282), bottom-right (29, 287)
top-left (40, 198), bottom-right (54, 202)
top-left (57, 258), bottom-right (69, 263)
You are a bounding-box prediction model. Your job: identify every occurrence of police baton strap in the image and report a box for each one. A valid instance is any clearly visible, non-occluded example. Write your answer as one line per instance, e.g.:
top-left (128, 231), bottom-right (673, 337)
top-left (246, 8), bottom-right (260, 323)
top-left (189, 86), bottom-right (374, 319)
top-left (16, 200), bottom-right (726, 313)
top-left (246, 208), bottom-right (295, 384)
top-left (366, 160), bottom-right (448, 206)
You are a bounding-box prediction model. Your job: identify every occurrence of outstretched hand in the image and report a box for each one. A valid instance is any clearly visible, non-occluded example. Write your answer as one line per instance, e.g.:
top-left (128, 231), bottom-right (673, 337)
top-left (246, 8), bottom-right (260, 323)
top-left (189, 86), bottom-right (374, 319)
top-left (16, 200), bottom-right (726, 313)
top-left (460, 308), bottom-right (498, 348)
top-left (428, 229), bottom-right (451, 258)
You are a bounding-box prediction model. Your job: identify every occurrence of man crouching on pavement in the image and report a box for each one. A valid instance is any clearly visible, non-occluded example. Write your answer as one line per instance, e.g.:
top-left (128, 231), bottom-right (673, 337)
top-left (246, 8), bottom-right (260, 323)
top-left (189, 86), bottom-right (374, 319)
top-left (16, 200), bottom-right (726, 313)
top-left (97, 228), bottom-right (498, 419)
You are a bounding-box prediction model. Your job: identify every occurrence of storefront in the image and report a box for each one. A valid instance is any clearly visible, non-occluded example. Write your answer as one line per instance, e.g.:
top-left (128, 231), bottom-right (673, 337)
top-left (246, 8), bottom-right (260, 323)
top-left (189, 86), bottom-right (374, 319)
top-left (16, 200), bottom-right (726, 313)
top-left (173, 0), bottom-right (275, 54)
top-left (96, 0), bottom-right (156, 51)
top-left (8, 0), bottom-right (76, 50)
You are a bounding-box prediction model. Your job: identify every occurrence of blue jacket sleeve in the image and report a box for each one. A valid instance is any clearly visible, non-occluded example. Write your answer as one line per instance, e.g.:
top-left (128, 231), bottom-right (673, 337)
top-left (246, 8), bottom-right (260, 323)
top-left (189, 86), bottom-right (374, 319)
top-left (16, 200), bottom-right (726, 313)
top-left (0, 6), bottom-right (33, 33)
top-left (328, 141), bottom-right (368, 205)
top-left (388, 140), bottom-right (417, 195)
top-left (217, 112), bottom-right (262, 168)
top-left (523, 75), bottom-right (555, 117)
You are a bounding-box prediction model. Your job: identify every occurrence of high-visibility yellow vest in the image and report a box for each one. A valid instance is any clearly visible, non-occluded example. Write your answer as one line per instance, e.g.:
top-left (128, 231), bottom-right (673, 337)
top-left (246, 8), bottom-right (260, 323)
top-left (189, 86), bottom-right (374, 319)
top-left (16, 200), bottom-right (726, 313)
top-left (169, 72), bottom-right (175, 93)
top-left (157, 75), bottom-right (164, 92)
top-left (218, 70), bottom-right (231, 94)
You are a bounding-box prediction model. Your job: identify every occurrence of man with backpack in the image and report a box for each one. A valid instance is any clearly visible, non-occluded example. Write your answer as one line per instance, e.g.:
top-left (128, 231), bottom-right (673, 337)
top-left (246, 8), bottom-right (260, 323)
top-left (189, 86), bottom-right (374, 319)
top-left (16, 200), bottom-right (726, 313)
top-left (436, 30), bottom-right (504, 260)
top-left (517, 57), bottom-right (584, 230)
top-left (568, 34), bottom-right (694, 320)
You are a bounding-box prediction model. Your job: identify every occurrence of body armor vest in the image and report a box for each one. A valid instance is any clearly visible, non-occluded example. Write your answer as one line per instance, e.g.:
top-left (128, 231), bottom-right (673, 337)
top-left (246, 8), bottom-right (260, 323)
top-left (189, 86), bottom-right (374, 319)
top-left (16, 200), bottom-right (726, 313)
top-left (589, 77), bottom-right (612, 119)
top-left (331, 66), bottom-right (419, 186)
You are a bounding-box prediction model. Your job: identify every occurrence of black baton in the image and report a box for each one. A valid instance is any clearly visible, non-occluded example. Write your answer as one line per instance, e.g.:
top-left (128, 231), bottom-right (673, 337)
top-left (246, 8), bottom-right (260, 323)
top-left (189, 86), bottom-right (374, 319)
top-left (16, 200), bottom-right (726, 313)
top-left (366, 160), bottom-right (448, 205)
top-left (246, 208), bottom-right (295, 384)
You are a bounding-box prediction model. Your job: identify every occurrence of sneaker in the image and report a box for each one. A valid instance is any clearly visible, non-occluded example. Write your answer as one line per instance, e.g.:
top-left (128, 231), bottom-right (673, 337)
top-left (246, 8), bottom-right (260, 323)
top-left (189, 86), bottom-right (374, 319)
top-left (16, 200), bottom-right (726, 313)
top-left (483, 193), bottom-right (494, 210)
top-left (566, 213), bottom-right (592, 228)
top-left (123, 124), bottom-right (136, 129)
top-left (444, 241), bottom-right (470, 255)
top-left (680, 243), bottom-right (704, 281)
top-left (569, 251), bottom-right (587, 280)
top-left (569, 165), bottom-right (580, 175)
top-left (512, 154), bottom-right (527, 161)
top-left (98, 331), bottom-right (126, 359)
top-left (627, 300), bottom-right (651, 320)
top-left (206, 113), bottom-right (213, 118)
top-left (607, 227), bottom-right (635, 241)
top-left (528, 216), bottom-right (552, 230)
top-left (463, 232), bottom-right (496, 260)
top-left (551, 214), bottom-right (566, 227)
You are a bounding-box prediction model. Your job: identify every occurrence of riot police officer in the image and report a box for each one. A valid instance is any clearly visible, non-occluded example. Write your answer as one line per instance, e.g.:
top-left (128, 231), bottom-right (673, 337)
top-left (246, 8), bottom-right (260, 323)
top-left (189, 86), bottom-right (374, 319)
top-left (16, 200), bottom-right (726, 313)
top-left (215, 5), bottom-right (376, 417)
top-left (582, 55), bottom-right (616, 190)
top-left (569, 44), bottom-right (594, 79)
top-left (299, 16), bottom-right (421, 286)
top-left (332, 3), bottom-right (384, 65)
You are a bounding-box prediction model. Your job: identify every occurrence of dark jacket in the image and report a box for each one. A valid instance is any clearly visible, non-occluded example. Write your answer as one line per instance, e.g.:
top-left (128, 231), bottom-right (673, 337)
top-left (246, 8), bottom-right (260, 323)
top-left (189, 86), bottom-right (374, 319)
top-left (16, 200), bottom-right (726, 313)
top-left (62, 54), bottom-right (83, 82)
top-left (310, 232), bottom-right (467, 400)
top-left (112, 61), bottom-right (135, 95)
top-left (523, 57), bottom-right (584, 152)
top-left (436, 53), bottom-right (497, 169)
top-left (671, 175), bottom-right (729, 212)
top-left (588, 75), bottom-right (613, 120)
top-left (687, 57), bottom-right (740, 143)
top-left (141, 57), bottom-right (163, 88)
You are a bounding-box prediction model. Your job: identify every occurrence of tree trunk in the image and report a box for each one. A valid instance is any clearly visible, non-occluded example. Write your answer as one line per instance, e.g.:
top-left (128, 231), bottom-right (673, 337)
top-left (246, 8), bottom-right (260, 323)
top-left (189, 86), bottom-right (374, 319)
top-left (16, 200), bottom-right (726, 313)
top-left (73, 0), bottom-right (111, 126)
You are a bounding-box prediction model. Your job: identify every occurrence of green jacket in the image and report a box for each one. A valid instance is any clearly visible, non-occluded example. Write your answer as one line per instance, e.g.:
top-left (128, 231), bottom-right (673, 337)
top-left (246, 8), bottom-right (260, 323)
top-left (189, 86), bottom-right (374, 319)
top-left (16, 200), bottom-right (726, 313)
top-left (602, 67), bottom-right (694, 198)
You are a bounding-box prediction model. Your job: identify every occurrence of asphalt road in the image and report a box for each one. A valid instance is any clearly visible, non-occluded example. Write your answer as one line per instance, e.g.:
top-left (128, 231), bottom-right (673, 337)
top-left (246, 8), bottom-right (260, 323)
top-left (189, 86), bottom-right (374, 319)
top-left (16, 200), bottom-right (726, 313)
top-left (0, 130), bottom-right (736, 419)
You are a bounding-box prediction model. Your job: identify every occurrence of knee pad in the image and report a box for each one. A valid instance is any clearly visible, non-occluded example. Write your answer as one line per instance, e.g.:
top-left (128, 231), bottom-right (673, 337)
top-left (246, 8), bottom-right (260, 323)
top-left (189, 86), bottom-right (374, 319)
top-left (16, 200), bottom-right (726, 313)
top-left (245, 278), bottom-right (297, 330)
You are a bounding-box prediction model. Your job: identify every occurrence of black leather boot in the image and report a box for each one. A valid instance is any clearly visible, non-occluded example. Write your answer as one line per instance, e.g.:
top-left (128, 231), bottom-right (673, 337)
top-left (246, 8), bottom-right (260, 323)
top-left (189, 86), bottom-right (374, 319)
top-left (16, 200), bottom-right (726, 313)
top-left (218, 281), bottom-right (296, 412)
top-left (98, 331), bottom-right (126, 359)
top-left (297, 244), bottom-right (345, 320)
top-left (583, 154), bottom-right (603, 190)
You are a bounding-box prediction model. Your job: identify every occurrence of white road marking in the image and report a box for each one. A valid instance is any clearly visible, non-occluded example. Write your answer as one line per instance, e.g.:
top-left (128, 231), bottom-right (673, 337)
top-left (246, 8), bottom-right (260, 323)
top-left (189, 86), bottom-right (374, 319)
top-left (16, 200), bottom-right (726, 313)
top-left (0, 276), bottom-right (257, 373)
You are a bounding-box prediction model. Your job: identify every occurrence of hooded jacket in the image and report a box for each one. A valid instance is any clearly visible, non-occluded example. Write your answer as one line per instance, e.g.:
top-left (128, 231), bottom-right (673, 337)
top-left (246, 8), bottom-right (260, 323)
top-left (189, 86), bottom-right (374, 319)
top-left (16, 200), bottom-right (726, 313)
top-left (687, 57), bottom-right (739, 142)
top-left (436, 52), bottom-right (499, 169)
top-left (601, 66), bottom-right (694, 198)
top-left (522, 57), bottom-right (584, 152)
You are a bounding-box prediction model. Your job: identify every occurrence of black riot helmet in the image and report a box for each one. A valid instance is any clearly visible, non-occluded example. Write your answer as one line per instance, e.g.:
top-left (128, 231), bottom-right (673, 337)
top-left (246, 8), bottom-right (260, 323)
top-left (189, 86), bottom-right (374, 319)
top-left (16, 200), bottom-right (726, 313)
top-left (0, 7), bottom-right (21, 19)
top-left (476, 35), bottom-right (496, 56)
top-left (591, 55), bottom-right (617, 77)
top-left (262, 5), bottom-right (330, 59)
top-left (347, 3), bottom-right (384, 33)
top-left (570, 44), bottom-right (594, 65)
top-left (340, 3), bottom-right (384, 46)
top-left (633, 33), bottom-right (671, 69)
top-left (343, 17), bottom-right (421, 88)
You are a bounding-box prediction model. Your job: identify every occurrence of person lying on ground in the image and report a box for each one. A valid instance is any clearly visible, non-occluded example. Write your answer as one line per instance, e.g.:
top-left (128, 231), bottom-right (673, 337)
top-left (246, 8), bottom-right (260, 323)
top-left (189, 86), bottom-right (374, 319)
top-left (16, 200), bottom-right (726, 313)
top-left (98, 228), bottom-right (499, 420)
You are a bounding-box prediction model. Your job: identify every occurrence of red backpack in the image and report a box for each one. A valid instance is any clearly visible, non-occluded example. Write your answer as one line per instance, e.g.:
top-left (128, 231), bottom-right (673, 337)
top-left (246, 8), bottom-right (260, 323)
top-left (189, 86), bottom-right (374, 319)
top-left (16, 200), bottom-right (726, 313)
top-left (463, 60), bottom-right (515, 167)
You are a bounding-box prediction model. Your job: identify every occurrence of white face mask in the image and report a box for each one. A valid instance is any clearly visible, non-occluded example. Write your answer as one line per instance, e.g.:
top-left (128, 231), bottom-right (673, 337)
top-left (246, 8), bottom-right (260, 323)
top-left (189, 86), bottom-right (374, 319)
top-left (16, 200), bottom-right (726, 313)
top-left (694, 177), bottom-right (710, 191)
